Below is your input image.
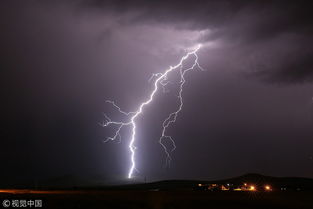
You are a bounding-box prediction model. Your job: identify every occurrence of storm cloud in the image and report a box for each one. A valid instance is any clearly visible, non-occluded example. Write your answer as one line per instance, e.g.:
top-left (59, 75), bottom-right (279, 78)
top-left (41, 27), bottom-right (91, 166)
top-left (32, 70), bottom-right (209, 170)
top-left (1, 0), bottom-right (313, 183)
top-left (78, 0), bottom-right (313, 83)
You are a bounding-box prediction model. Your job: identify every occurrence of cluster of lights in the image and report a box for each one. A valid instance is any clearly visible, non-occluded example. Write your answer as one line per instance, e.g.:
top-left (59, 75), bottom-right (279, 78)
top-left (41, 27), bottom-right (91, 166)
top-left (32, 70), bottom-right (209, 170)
top-left (245, 183), bottom-right (272, 191)
top-left (246, 183), bottom-right (272, 191)
top-left (197, 183), bottom-right (273, 192)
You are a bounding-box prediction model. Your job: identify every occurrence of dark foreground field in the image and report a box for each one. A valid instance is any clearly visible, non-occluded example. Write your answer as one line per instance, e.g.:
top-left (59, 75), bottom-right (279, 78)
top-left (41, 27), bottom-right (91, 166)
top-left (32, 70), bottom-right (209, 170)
top-left (1, 190), bottom-right (313, 209)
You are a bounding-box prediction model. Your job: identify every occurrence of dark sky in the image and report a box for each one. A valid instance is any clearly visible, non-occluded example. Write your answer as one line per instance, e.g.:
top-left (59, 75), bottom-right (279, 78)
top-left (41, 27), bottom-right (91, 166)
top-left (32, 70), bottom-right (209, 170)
top-left (1, 0), bottom-right (313, 183)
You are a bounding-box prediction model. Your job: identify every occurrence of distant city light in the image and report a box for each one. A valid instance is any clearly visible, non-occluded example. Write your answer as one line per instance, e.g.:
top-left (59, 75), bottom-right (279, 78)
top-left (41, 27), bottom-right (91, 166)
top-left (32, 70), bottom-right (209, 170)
top-left (195, 182), bottom-right (275, 192)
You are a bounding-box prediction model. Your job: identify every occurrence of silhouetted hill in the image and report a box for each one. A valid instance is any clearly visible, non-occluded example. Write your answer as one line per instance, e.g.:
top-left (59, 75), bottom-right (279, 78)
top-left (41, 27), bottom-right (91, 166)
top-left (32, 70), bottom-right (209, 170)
top-left (111, 173), bottom-right (313, 191)
top-left (229, 173), bottom-right (313, 190)
top-left (2, 173), bottom-right (313, 191)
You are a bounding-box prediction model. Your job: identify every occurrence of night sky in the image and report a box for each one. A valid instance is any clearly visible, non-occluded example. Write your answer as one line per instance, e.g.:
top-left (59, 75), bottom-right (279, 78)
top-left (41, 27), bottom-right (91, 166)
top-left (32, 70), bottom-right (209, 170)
top-left (1, 0), bottom-right (313, 184)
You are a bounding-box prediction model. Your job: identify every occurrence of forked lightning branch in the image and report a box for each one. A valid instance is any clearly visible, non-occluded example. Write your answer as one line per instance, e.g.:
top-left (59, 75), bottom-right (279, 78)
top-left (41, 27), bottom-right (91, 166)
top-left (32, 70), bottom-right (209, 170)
top-left (100, 45), bottom-right (204, 178)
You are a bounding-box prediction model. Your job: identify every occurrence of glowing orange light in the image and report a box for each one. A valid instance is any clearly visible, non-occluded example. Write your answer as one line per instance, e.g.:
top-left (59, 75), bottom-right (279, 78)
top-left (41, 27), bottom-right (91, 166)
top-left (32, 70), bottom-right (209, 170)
top-left (249, 186), bottom-right (256, 191)
top-left (265, 185), bottom-right (271, 190)
top-left (221, 185), bottom-right (229, 191)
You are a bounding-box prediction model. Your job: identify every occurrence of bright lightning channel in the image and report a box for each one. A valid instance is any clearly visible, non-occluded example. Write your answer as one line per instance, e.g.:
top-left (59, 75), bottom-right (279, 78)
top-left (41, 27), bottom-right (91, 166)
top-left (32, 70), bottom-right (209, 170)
top-left (100, 44), bottom-right (203, 179)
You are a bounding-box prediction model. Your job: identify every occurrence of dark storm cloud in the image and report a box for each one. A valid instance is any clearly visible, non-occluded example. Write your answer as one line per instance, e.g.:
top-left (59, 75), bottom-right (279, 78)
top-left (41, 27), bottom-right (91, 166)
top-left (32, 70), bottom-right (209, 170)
top-left (1, 0), bottom-right (313, 183)
top-left (79, 0), bottom-right (313, 83)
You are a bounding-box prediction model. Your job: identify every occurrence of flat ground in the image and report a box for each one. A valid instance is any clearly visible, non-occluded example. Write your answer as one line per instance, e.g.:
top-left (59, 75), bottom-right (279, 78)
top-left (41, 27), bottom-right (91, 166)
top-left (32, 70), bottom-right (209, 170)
top-left (1, 190), bottom-right (313, 209)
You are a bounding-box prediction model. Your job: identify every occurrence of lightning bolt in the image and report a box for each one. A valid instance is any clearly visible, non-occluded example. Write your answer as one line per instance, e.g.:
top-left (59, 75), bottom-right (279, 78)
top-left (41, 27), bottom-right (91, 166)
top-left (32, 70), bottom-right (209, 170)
top-left (101, 44), bottom-right (203, 178)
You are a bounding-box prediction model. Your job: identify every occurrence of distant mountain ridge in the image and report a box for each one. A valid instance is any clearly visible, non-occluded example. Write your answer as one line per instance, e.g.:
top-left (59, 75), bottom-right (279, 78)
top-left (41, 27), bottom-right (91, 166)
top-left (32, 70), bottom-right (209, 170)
top-left (1, 173), bottom-right (313, 190)
top-left (110, 173), bottom-right (313, 191)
